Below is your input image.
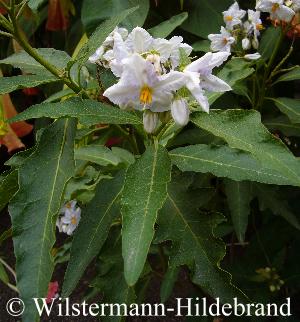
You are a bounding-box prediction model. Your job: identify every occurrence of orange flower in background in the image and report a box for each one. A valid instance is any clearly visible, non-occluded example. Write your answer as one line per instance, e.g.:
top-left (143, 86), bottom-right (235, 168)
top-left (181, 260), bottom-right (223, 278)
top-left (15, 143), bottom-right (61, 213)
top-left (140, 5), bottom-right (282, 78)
top-left (0, 93), bottom-right (33, 153)
top-left (46, 0), bottom-right (75, 31)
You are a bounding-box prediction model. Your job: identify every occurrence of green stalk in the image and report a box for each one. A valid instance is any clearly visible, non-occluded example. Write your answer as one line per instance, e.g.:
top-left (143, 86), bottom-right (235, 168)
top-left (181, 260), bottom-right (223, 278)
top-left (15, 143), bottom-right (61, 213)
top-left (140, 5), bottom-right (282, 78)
top-left (8, 4), bottom-right (89, 98)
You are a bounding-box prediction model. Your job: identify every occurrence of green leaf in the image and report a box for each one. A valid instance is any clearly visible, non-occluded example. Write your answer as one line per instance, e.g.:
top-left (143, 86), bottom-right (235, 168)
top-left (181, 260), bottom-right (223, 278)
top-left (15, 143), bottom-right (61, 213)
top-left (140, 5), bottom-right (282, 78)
top-left (274, 67), bottom-right (300, 83)
top-left (192, 40), bottom-right (211, 52)
top-left (0, 48), bottom-right (70, 75)
top-left (265, 116), bottom-right (300, 137)
top-left (9, 118), bottom-right (76, 322)
top-left (160, 265), bottom-right (180, 303)
top-left (259, 26), bottom-right (282, 61)
top-left (62, 172), bottom-right (125, 297)
top-left (77, 6), bottom-right (138, 66)
top-left (156, 175), bottom-right (247, 303)
top-left (149, 12), bottom-right (188, 38)
top-left (28, 0), bottom-right (47, 11)
top-left (0, 74), bottom-right (59, 95)
top-left (192, 110), bottom-right (300, 187)
top-left (121, 144), bottom-right (171, 286)
top-left (224, 180), bottom-right (252, 243)
top-left (253, 184), bottom-right (300, 230)
top-left (271, 97), bottom-right (300, 124)
top-left (81, 0), bottom-right (149, 33)
top-left (91, 239), bottom-right (136, 322)
top-left (208, 59), bottom-right (254, 105)
top-left (169, 144), bottom-right (292, 185)
top-left (0, 261), bottom-right (9, 284)
top-left (8, 97), bottom-right (142, 125)
top-left (75, 145), bottom-right (120, 166)
top-left (111, 147), bottom-right (135, 166)
top-left (0, 170), bottom-right (18, 213)
top-left (181, 0), bottom-right (232, 38)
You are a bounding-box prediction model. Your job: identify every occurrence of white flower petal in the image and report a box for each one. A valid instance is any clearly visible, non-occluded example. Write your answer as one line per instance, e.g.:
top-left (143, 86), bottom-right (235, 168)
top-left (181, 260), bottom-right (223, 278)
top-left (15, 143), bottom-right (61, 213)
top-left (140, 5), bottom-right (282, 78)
top-left (126, 27), bottom-right (153, 53)
top-left (171, 99), bottom-right (190, 126)
top-left (201, 74), bottom-right (232, 92)
top-left (143, 111), bottom-right (159, 133)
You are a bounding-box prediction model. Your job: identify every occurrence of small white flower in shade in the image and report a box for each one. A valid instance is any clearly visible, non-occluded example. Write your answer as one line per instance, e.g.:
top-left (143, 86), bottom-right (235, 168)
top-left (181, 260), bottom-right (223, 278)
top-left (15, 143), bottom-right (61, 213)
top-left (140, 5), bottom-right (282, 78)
top-left (88, 27), bottom-right (128, 65)
top-left (183, 52), bottom-right (231, 112)
top-left (171, 99), bottom-right (190, 126)
top-left (252, 37), bottom-right (260, 49)
top-left (256, 0), bottom-right (295, 22)
top-left (244, 53), bottom-right (262, 60)
top-left (60, 200), bottom-right (77, 214)
top-left (247, 10), bottom-right (264, 38)
top-left (57, 207), bottom-right (81, 236)
top-left (103, 53), bottom-right (186, 112)
top-left (146, 53), bottom-right (162, 74)
top-left (208, 27), bottom-right (236, 52)
top-left (242, 38), bottom-right (251, 50)
top-left (223, 2), bottom-right (246, 29)
top-left (143, 110), bottom-right (159, 133)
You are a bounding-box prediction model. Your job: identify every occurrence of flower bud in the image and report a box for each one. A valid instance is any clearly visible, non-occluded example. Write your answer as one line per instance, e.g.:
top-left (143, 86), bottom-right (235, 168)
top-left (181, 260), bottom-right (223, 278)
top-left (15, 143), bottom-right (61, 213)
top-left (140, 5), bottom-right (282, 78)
top-left (252, 37), bottom-right (259, 49)
top-left (171, 99), bottom-right (190, 126)
top-left (244, 53), bottom-right (261, 60)
top-left (143, 110), bottom-right (159, 133)
top-left (242, 38), bottom-right (251, 50)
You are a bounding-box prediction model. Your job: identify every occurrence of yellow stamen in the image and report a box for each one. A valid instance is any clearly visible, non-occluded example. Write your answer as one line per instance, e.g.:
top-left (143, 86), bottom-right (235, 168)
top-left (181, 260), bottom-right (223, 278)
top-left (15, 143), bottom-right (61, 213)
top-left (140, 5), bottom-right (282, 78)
top-left (71, 217), bottom-right (77, 225)
top-left (225, 15), bottom-right (233, 21)
top-left (66, 202), bottom-right (72, 209)
top-left (256, 23), bottom-right (264, 30)
top-left (140, 86), bottom-right (153, 105)
top-left (272, 3), bottom-right (280, 12)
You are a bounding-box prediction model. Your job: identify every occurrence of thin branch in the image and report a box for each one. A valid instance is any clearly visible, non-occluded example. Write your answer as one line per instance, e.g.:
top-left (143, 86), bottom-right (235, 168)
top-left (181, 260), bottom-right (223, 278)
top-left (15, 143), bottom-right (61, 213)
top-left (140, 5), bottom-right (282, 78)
top-left (0, 257), bottom-right (16, 281)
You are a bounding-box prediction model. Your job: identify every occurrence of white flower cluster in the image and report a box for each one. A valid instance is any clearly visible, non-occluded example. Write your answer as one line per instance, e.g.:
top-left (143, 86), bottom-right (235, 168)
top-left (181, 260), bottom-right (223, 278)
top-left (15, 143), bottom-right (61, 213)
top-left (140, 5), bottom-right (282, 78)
top-left (256, 0), bottom-right (300, 22)
top-left (208, 1), bottom-right (300, 57)
top-left (208, 2), bottom-right (262, 58)
top-left (89, 27), bottom-right (231, 133)
top-left (56, 200), bottom-right (81, 236)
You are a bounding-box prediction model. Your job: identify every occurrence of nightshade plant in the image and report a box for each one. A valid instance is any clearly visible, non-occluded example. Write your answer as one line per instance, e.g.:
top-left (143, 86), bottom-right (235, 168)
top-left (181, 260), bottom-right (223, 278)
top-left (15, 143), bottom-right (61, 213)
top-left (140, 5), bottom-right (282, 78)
top-left (0, 0), bottom-right (300, 321)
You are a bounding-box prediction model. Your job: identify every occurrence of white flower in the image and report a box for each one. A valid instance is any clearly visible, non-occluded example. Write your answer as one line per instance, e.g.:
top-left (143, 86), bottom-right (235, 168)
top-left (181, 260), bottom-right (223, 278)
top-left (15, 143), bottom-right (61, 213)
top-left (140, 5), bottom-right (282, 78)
top-left (143, 110), bottom-right (159, 133)
top-left (208, 27), bottom-right (236, 52)
top-left (256, 0), bottom-right (295, 22)
top-left (103, 53), bottom-right (186, 112)
top-left (60, 200), bottom-right (77, 214)
top-left (244, 53), bottom-right (262, 60)
top-left (223, 2), bottom-right (246, 29)
top-left (171, 99), bottom-right (190, 126)
top-left (88, 27), bottom-right (128, 66)
top-left (153, 36), bottom-right (192, 69)
top-left (244, 10), bottom-right (263, 42)
top-left (183, 52), bottom-right (231, 112)
top-left (57, 204), bottom-right (81, 236)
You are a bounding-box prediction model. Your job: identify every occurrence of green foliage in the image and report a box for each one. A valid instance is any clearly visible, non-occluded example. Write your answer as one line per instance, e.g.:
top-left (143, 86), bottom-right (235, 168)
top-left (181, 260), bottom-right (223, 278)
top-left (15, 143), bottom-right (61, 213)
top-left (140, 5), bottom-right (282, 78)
top-left (149, 12), bottom-right (188, 38)
top-left (121, 144), bottom-right (171, 285)
top-left (156, 174), bottom-right (247, 303)
top-left (0, 74), bottom-right (59, 95)
top-left (9, 118), bottom-right (76, 322)
top-left (170, 144), bottom-right (292, 185)
top-left (62, 172), bottom-right (125, 297)
top-left (224, 180), bottom-right (253, 243)
top-left (0, 170), bottom-right (18, 213)
top-left (8, 98), bottom-right (142, 126)
top-left (192, 110), bottom-right (300, 187)
top-left (271, 97), bottom-right (300, 124)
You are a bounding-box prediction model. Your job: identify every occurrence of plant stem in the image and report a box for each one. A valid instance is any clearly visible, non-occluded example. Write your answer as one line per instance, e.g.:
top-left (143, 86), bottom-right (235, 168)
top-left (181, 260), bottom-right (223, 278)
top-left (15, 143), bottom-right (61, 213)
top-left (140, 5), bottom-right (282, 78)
top-left (8, 6), bottom-right (89, 98)
top-left (0, 257), bottom-right (16, 281)
top-left (255, 27), bottom-right (285, 110)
